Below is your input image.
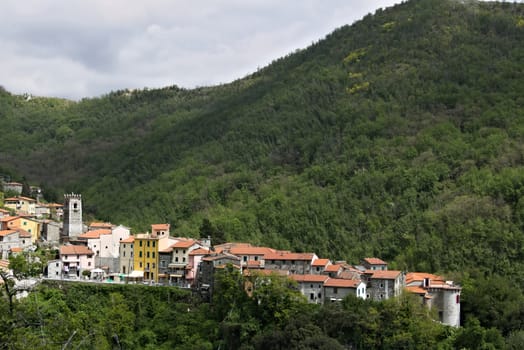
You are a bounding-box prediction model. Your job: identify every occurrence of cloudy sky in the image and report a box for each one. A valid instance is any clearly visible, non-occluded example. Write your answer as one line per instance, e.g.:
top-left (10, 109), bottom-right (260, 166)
top-left (0, 0), bottom-right (507, 100)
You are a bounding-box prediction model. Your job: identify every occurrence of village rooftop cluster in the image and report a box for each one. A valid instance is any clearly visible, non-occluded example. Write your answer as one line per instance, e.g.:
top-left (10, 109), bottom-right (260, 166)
top-left (0, 187), bottom-right (461, 327)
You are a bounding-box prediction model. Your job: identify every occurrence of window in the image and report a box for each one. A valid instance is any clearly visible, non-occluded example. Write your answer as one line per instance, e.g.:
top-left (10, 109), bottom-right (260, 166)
top-left (183, 250), bottom-right (186, 254)
top-left (175, 257), bottom-right (179, 262)
top-left (456, 294), bottom-right (460, 304)
top-left (147, 241), bottom-right (150, 247)
top-left (310, 293), bottom-right (314, 300)
top-left (176, 249), bottom-right (179, 254)
top-left (130, 244), bottom-right (133, 248)
top-left (56, 262), bottom-right (59, 267)
top-left (147, 263), bottom-right (150, 269)
top-left (77, 255), bottom-right (79, 259)
top-left (139, 262), bottom-right (143, 268)
top-left (310, 284), bottom-right (313, 288)
top-left (88, 262), bottom-right (91, 266)
top-left (152, 252), bottom-right (155, 258)
top-left (183, 257), bottom-right (186, 262)
top-left (254, 256), bottom-right (258, 261)
top-left (152, 263), bottom-right (155, 269)
top-left (243, 256), bottom-right (248, 262)
top-left (139, 241), bottom-right (143, 247)
top-left (147, 252), bottom-right (150, 258)
top-left (139, 251), bottom-right (143, 258)
top-left (380, 283), bottom-right (384, 288)
top-left (333, 287), bottom-right (338, 294)
top-left (152, 241), bottom-right (155, 247)
top-left (123, 251), bottom-right (126, 257)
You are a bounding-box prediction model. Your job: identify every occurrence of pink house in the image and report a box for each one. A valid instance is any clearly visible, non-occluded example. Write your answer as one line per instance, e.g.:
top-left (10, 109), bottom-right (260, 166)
top-left (187, 247), bottom-right (210, 286)
top-left (59, 245), bottom-right (94, 278)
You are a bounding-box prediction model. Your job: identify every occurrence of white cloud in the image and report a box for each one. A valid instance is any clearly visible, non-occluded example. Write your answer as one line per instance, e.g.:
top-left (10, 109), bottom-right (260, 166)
top-left (2, 0), bottom-right (516, 100)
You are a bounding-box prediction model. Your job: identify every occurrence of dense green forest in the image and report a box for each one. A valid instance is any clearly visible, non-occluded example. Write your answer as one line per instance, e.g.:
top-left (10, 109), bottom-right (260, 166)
top-left (0, 271), bottom-right (515, 349)
top-left (2, 0), bottom-right (524, 343)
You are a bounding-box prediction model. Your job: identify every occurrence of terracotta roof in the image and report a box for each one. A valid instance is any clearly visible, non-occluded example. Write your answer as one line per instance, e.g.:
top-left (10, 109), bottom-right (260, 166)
top-left (363, 257), bottom-right (387, 265)
top-left (368, 270), bottom-right (402, 280)
top-left (289, 274), bottom-right (329, 283)
top-left (0, 216), bottom-right (19, 222)
top-left (246, 260), bottom-right (263, 267)
top-left (202, 253), bottom-right (240, 262)
top-left (325, 264), bottom-right (342, 272)
top-left (405, 272), bottom-right (445, 285)
top-left (189, 248), bottom-right (210, 256)
top-left (312, 258), bottom-right (331, 267)
top-left (10, 247), bottom-right (23, 253)
top-left (406, 286), bottom-right (428, 295)
top-left (5, 196), bottom-right (35, 202)
top-left (0, 230), bottom-right (17, 237)
top-left (78, 229), bottom-right (112, 239)
top-left (89, 222), bottom-right (113, 228)
top-left (324, 278), bottom-right (362, 288)
top-left (172, 239), bottom-right (197, 249)
top-left (0, 208), bottom-right (10, 213)
top-left (18, 229), bottom-right (31, 238)
top-left (60, 245), bottom-right (94, 256)
top-left (0, 260), bottom-right (9, 271)
top-left (230, 246), bottom-right (275, 256)
top-left (243, 269), bottom-right (289, 277)
top-left (264, 252), bottom-right (316, 261)
top-left (151, 223), bottom-right (170, 231)
top-left (120, 236), bottom-right (135, 243)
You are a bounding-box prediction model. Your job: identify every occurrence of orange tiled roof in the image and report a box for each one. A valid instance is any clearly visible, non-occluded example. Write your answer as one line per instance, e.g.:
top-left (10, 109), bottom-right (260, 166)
top-left (363, 257), bottom-right (387, 265)
top-left (243, 269), bottom-right (289, 277)
top-left (405, 272), bottom-right (445, 285)
top-left (60, 245), bottom-right (94, 256)
top-left (0, 216), bottom-right (19, 222)
top-left (312, 258), bottom-right (331, 267)
top-left (10, 247), bottom-right (23, 253)
top-left (0, 208), bottom-right (10, 213)
top-left (151, 223), bottom-right (170, 231)
top-left (18, 229), bottom-right (31, 238)
top-left (0, 259), bottom-right (9, 271)
top-left (324, 278), bottom-right (362, 288)
top-left (264, 252), bottom-right (316, 261)
top-left (189, 248), bottom-right (210, 256)
top-left (78, 229), bottom-right (112, 239)
top-left (89, 222), bottom-right (112, 228)
top-left (325, 264), bottom-right (342, 272)
top-left (289, 274), bottom-right (329, 283)
top-left (368, 270), bottom-right (402, 279)
top-left (172, 239), bottom-right (197, 249)
top-left (230, 246), bottom-right (275, 256)
top-left (120, 236), bottom-right (135, 243)
top-left (0, 230), bottom-right (17, 237)
top-left (5, 196), bottom-right (36, 202)
top-left (406, 286), bottom-right (428, 295)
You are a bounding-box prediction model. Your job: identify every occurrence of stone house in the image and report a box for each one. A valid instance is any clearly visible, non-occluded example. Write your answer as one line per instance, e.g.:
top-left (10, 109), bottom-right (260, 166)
top-left (0, 229), bottom-right (20, 259)
top-left (264, 252), bottom-right (318, 275)
top-left (406, 272), bottom-right (461, 327)
top-left (289, 274), bottom-right (329, 304)
top-left (311, 258), bottom-right (332, 274)
top-left (364, 270), bottom-right (404, 301)
top-left (324, 278), bottom-right (367, 302)
top-left (361, 257), bottom-right (388, 271)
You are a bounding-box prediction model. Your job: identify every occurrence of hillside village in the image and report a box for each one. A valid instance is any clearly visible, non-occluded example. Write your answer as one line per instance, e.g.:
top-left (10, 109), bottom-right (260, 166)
top-left (0, 186), bottom-right (461, 327)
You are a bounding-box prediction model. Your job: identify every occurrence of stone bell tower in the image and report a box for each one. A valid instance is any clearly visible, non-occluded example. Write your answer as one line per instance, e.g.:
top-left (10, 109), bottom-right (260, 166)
top-left (62, 193), bottom-right (83, 241)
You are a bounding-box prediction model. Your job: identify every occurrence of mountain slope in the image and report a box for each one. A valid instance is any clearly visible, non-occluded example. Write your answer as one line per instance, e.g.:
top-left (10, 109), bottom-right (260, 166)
top-left (2, 0), bottom-right (524, 284)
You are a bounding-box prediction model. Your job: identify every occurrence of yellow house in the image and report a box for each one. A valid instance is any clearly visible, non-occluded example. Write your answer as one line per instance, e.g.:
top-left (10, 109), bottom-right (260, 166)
top-left (0, 216), bottom-right (40, 243)
top-left (4, 196), bottom-right (36, 216)
top-left (133, 233), bottom-right (159, 282)
top-left (14, 217), bottom-right (41, 243)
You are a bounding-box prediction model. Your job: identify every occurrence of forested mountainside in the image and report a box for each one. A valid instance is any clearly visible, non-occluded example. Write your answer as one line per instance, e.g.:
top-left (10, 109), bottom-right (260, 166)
top-left (2, 0), bottom-right (524, 333)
